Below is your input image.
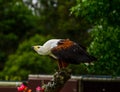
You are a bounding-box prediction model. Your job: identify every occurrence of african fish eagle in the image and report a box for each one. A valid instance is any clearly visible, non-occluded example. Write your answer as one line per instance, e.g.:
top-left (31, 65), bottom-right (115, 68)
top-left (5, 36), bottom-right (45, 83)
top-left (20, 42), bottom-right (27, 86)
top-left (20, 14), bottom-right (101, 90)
top-left (32, 39), bottom-right (97, 69)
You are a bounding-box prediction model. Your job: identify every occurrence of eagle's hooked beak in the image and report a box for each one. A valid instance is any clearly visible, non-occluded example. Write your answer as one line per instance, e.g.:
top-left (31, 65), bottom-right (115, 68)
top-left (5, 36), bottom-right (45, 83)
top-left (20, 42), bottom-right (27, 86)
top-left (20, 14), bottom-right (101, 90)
top-left (31, 46), bottom-right (34, 50)
top-left (31, 46), bottom-right (40, 52)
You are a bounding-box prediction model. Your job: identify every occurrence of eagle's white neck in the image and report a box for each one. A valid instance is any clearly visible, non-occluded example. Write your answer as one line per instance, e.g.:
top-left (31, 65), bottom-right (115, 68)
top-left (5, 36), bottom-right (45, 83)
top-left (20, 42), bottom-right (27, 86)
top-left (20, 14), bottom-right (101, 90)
top-left (37, 39), bottom-right (61, 56)
top-left (37, 46), bottom-right (50, 55)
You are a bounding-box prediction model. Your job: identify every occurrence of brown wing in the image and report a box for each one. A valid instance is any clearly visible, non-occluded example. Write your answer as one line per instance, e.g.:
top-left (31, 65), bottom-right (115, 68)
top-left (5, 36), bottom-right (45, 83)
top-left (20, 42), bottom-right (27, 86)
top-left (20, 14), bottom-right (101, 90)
top-left (51, 39), bottom-right (97, 64)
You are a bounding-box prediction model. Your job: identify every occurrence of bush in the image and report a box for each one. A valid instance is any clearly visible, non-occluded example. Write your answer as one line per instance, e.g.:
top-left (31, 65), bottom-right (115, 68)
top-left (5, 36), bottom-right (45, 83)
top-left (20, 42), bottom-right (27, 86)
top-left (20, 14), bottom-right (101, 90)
top-left (1, 35), bottom-right (57, 80)
top-left (88, 25), bottom-right (120, 75)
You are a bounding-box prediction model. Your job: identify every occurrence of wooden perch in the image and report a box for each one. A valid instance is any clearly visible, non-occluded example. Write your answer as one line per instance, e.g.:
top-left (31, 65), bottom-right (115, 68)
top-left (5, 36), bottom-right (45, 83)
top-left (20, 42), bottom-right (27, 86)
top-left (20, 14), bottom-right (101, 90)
top-left (42, 68), bottom-right (71, 92)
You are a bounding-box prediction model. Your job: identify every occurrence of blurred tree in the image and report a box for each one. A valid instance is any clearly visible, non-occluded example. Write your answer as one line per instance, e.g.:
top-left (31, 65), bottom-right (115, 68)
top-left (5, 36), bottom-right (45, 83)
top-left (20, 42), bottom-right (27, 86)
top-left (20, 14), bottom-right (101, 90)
top-left (24, 0), bottom-right (92, 45)
top-left (71, 0), bottom-right (120, 26)
top-left (1, 35), bottom-right (57, 80)
top-left (0, 0), bottom-right (41, 70)
top-left (88, 25), bottom-right (120, 75)
top-left (71, 0), bottom-right (120, 75)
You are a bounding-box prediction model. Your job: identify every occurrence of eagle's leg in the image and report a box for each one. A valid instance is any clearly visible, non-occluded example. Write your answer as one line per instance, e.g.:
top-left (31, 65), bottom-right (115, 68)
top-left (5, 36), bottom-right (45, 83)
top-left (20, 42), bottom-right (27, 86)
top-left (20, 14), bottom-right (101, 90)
top-left (58, 60), bottom-right (69, 70)
top-left (58, 60), bottom-right (62, 70)
top-left (61, 61), bottom-right (69, 68)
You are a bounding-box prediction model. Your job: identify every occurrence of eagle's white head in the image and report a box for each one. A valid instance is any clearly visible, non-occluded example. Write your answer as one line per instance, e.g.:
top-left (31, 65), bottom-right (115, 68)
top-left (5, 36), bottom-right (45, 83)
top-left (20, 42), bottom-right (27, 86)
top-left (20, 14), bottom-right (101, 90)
top-left (32, 39), bottom-right (61, 56)
top-left (32, 45), bottom-right (53, 55)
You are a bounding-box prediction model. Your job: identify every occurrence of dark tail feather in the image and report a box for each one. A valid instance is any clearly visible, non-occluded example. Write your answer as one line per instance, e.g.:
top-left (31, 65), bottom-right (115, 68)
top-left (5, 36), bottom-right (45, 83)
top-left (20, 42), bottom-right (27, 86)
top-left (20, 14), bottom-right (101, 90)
top-left (76, 55), bottom-right (97, 64)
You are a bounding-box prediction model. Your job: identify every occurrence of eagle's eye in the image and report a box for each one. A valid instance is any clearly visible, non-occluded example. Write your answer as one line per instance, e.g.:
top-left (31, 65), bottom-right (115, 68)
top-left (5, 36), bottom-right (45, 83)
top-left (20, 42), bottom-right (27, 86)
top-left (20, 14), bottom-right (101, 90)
top-left (37, 46), bottom-right (40, 49)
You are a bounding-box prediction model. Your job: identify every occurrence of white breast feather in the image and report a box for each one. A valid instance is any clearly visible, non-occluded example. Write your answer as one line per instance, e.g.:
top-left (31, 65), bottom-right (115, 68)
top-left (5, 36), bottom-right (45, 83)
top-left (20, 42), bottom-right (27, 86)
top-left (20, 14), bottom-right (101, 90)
top-left (41, 39), bottom-right (61, 57)
top-left (43, 39), bottom-right (60, 59)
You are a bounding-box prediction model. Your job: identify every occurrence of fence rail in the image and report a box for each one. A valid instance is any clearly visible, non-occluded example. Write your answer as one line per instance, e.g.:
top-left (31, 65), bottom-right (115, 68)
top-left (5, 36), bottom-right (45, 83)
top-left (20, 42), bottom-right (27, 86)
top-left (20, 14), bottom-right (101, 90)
top-left (0, 81), bottom-right (22, 87)
top-left (0, 75), bottom-right (120, 92)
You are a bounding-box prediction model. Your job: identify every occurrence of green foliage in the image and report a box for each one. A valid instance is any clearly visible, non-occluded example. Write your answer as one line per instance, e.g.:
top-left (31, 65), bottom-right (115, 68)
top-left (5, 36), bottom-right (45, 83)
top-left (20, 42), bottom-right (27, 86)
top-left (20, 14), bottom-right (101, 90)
top-left (1, 35), bottom-right (57, 80)
top-left (71, 0), bottom-right (120, 76)
top-left (71, 0), bottom-right (120, 26)
top-left (0, 1), bottom-right (41, 70)
top-left (69, 64), bottom-right (89, 75)
top-left (88, 25), bottom-right (120, 75)
top-left (25, 0), bottom-right (91, 45)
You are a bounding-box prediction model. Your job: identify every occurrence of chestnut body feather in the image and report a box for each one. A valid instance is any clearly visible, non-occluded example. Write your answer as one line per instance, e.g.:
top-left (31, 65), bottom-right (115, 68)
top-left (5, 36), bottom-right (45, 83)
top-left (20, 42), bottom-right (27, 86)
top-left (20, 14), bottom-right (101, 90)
top-left (51, 39), bottom-right (96, 64)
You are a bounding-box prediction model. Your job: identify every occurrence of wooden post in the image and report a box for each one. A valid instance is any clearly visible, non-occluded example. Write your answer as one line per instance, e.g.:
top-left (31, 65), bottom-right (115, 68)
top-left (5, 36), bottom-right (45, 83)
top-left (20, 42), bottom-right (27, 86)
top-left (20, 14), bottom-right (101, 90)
top-left (42, 68), bottom-right (71, 92)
